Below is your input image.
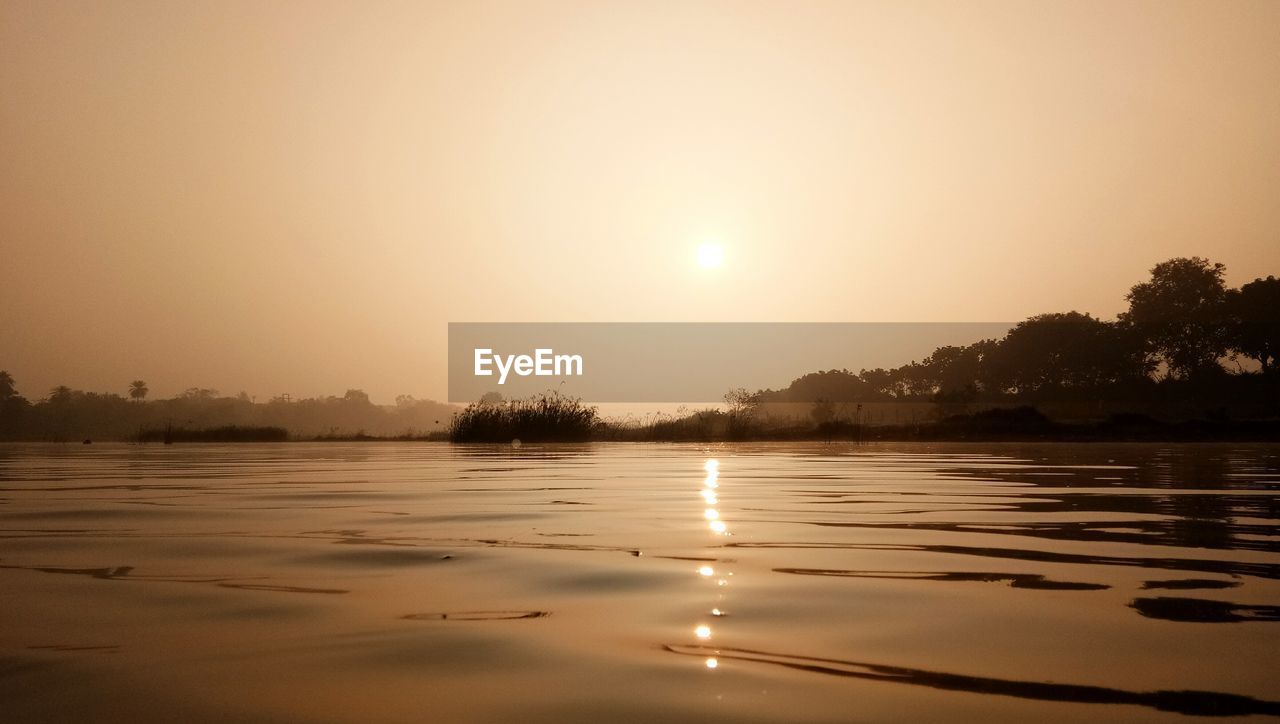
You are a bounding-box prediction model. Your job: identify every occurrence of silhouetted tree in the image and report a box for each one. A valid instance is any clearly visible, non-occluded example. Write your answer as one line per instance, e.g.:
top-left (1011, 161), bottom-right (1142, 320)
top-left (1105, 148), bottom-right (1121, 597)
top-left (857, 367), bottom-right (897, 397)
top-left (129, 380), bottom-right (149, 402)
top-left (343, 389), bottom-right (371, 404)
top-left (1121, 257), bottom-right (1229, 379)
top-left (0, 371), bottom-right (30, 437)
top-left (0, 371), bottom-right (17, 401)
top-left (983, 312), bottom-right (1148, 394)
top-left (868, 361), bottom-right (933, 398)
top-left (724, 387), bottom-right (761, 438)
top-left (48, 385), bottom-right (74, 404)
top-left (1227, 276), bottom-right (1280, 375)
top-left (765, 369), bottom-right (875, 402)
top-left (920, 342), bottom-right (996, 397)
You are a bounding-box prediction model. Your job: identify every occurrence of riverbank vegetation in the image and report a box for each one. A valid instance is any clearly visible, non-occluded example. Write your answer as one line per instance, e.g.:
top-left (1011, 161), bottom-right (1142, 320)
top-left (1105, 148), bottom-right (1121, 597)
top-left (599, 405), bottom-right (1280, 442)
top-left (448, 392), bottom-right (598, 442)
top-left (3, 257), bottom-right (1277, 443)
top-left (749, 258), bottom-right (1278, 414)
top-left (135, 425), bottom-right (289, 443)
top-left (0, 381), bottom-right (456, 442)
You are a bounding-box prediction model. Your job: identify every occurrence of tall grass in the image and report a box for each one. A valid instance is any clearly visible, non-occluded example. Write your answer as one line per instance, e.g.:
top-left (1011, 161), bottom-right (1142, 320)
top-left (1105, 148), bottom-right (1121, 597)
top-left (449, 392), bottom-right (598, 442)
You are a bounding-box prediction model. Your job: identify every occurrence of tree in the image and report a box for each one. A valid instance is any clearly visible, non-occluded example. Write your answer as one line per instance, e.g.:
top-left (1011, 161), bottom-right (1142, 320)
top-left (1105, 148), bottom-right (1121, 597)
top-left (724, 387), bottom-right (760, 415)
top-left (48, 385), bottom-right (74, 404)
top-left (1121, 257), bottom-right (1229, 378)
top-left (773, 369), bottom-right (875, 402)
top-left (724, 387), bottom-right (761, 438)
top-left (857, 368), bottom-right (894, 397)
top-left (983, 312), bottom-right (1147, 394)
top-left (0, 371), bottom-right (16, 402)
top-left (0, 371), bottom-right (30, 436)
top-left (129, 380), bottom-right (149, 402)
top-left (343, 389), bottom-right (371, 404)
top-left (1227, 276), bottom-right (1280, 375)
top-left (919, 341), bottom-right (996, 397)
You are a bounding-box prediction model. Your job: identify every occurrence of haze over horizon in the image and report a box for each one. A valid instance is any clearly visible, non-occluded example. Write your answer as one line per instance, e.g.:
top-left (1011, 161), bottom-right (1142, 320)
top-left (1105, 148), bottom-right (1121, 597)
top-left (4, 0), bottom-right (1279, 403)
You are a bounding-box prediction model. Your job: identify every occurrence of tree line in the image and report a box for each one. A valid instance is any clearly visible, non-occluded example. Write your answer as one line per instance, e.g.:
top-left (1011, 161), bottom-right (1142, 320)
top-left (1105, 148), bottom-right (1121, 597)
top-left (757, 257), bottom-right (1279, 412)
top-left (4, 256), bottom-right (1278, 441)
top-left (0, 379), bottom-right (456, 441)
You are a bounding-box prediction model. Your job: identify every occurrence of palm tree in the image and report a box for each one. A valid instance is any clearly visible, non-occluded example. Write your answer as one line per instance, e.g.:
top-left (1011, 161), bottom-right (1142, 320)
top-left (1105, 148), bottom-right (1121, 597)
top-left (129, 380), bottom-right (149, 402)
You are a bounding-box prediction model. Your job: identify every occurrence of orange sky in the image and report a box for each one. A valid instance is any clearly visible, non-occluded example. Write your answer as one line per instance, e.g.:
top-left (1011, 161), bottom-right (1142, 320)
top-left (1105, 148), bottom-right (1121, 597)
top-left (3, 0), bottom-right (1278, 403)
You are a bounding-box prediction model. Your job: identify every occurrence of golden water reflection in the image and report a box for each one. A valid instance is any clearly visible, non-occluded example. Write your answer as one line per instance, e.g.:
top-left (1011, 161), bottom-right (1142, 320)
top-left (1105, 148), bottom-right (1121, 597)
top-left (695, 457), bottom-right (734, 673)
top-left (2, 443), bottom-right (1278, 720)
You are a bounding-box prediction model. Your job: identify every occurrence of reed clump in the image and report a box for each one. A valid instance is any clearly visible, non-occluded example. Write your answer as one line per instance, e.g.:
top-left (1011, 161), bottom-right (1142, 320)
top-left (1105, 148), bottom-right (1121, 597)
top-left (449, 392), bottom-right (598, 442)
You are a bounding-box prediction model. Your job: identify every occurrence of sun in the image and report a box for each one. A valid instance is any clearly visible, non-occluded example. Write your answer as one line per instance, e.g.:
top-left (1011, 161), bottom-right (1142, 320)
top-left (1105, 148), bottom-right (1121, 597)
top-left (696, 242), bottom-right (725, 268)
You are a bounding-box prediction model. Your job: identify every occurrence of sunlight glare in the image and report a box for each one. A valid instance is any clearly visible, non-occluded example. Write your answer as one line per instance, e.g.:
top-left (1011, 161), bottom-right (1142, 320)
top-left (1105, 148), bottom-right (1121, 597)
top-left (696, 243), bottom-right (725, 268)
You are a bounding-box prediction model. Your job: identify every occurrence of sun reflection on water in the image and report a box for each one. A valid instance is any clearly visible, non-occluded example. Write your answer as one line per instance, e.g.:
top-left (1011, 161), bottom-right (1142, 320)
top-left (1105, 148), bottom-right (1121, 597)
top-left (693, 457), bottom-right (736, 673)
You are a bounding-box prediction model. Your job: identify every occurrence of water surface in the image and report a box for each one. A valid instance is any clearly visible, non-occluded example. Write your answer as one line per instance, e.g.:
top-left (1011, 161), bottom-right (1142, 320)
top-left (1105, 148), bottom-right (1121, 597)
top-left (1, 442), bottom-right (1278, 722)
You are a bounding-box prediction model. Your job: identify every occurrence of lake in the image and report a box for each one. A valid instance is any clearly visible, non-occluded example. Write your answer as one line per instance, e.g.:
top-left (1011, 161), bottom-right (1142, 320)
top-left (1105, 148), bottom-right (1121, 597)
top-left (1, 442), bottom-right (1277, 722)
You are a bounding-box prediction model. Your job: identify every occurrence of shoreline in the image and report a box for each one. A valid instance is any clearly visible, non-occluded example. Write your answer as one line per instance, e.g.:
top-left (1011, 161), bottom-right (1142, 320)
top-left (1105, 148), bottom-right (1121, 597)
top-left (11, 427), bottom-right (1279, 445)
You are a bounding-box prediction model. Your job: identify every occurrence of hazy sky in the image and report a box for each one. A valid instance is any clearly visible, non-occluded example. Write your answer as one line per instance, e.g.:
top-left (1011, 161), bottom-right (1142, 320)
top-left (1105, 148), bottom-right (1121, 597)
top-left (3, 0), bottom-right (1278, 403)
